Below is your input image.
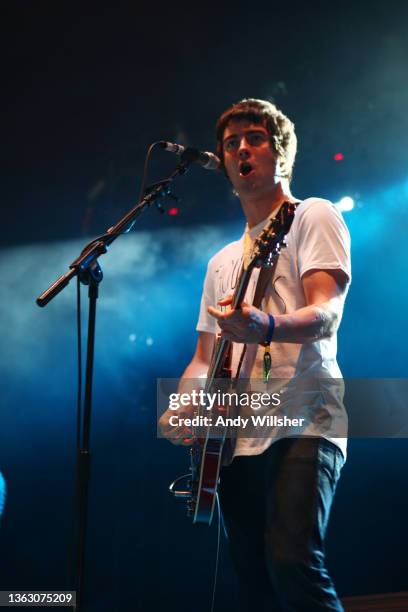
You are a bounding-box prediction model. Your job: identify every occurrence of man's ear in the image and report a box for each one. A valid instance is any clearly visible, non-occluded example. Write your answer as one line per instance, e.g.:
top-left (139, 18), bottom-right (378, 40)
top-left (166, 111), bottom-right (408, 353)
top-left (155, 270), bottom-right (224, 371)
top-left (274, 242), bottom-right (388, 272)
top-left (276, 156), bottom-right (288, 179)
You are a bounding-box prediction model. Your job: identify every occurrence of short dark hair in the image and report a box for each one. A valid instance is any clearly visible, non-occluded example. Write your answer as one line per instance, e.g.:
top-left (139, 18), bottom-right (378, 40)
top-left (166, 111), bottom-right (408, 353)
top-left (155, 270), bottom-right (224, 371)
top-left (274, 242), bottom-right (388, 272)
top-left (215, 98), bottom-right (297, 181)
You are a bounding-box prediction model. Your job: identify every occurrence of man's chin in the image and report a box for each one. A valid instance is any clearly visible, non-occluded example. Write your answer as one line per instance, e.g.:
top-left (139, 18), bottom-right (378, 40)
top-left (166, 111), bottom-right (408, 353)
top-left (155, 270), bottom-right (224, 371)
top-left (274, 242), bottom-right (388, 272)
top-left (234, 177), bottom-right (258, 194)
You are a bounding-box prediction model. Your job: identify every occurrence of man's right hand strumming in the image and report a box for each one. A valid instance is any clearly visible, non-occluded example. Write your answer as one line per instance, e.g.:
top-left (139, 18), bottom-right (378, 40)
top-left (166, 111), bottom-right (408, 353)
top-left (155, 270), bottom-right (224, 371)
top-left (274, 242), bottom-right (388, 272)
top-left (158, 406), bottom-right (195, 446)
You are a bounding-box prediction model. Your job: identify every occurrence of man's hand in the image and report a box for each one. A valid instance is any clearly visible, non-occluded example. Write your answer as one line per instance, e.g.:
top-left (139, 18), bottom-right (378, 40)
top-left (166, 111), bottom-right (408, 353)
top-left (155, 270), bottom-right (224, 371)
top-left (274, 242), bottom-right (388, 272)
top-left (208, 295), bottom-right (269, 344)
top-left (159, 332), bottom-right (214, 447)
top-left (158, 407), bottom-right (194, 446)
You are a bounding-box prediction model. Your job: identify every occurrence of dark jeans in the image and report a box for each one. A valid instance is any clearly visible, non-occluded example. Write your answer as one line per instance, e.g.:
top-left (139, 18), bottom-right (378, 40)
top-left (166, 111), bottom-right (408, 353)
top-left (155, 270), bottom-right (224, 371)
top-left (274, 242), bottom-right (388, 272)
top-left (219, 437), bottom-right (344, 612)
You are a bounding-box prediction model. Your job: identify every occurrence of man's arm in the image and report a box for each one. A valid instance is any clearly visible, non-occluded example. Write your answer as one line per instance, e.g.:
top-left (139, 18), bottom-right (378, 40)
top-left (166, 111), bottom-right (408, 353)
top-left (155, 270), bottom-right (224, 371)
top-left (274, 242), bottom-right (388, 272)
top-left (273, 268), bottom-right (348, 342)
top-left (208, 268), bottom-right (349, 345)
top-left (180, 331), bottom-right (214, 378)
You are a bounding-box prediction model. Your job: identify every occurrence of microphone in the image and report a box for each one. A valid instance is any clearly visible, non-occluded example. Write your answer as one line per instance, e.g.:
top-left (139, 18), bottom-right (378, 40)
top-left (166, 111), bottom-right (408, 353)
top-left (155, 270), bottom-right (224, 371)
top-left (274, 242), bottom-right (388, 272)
top-left (158, 141), bottom-right (220, 171)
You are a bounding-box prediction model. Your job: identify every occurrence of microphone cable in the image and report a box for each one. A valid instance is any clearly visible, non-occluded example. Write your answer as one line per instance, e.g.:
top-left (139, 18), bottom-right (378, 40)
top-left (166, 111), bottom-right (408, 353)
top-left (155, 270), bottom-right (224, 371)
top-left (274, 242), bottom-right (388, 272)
top-left (82, 140), bottom-right (178, 248)
top-left (76, 276), bottom-right (82, 451)
top-left (73, 137), bottom-right (181, 437)
top-left (210, 491), bottom-right (228, 612)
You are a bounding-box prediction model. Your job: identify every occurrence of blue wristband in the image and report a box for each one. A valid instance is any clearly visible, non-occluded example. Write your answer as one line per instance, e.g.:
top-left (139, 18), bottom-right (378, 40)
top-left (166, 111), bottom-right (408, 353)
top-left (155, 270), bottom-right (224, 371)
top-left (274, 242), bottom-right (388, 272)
top-left (263, 314), bottom-right (275, 345)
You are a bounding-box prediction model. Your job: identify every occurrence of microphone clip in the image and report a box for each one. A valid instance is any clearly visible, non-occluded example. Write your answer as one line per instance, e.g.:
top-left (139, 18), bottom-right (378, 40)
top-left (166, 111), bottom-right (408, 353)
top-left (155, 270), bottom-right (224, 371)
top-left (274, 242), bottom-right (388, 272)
top-left (144, 180), bottom-right (180, 214)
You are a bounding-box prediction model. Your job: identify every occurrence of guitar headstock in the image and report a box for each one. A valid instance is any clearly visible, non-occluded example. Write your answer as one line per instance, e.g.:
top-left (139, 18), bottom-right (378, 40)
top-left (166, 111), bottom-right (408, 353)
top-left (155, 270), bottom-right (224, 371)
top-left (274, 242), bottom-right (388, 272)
top-left (249, 201), bottom-right (296, 269)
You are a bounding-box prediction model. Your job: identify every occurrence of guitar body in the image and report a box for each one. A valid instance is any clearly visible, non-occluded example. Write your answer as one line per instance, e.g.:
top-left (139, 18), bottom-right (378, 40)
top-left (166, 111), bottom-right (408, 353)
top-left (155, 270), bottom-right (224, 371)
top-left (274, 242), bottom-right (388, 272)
top-left (191, 438), bottom-right (224, 523)
top-left (191, 337), bottom-right (232, 524)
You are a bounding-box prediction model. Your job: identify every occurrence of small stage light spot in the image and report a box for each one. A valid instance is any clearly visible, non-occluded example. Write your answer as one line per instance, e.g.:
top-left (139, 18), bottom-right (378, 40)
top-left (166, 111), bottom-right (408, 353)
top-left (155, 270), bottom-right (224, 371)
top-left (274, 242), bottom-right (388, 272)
top-left (168, 207), bottom-right (179, 216)
top-left (146, 337), bottom-right (154, 346)
top-left (333, 153), bottom-right (344, 161)
top-left (129, 334), bottom-right (137, 343)
top-left (335, 196), bottom-right (354, 212)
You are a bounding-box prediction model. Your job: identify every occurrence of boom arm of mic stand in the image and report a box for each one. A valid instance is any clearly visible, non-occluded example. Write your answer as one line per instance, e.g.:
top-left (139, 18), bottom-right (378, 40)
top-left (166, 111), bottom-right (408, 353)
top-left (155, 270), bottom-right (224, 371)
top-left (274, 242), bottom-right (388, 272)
top-left (36, 160), bottom-right (190, 307)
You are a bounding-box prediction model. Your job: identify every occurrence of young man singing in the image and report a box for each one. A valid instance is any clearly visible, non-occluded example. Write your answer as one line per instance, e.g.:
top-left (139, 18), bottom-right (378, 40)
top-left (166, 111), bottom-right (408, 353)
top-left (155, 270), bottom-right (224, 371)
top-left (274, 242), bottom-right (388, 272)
top-left (161, 98), bottom-right (351, 611)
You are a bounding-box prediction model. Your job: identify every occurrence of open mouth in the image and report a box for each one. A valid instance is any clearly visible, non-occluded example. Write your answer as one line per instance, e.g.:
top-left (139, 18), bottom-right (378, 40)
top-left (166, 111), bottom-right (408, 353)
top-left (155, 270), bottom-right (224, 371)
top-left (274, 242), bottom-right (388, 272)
top-left (239, 162), bottom-right (253, 177)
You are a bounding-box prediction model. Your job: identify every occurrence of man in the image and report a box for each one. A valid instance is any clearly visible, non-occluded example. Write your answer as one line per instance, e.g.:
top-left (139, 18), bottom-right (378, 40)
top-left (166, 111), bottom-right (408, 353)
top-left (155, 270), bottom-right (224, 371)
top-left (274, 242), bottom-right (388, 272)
top-left (161, 98), bottom-right (351, 611)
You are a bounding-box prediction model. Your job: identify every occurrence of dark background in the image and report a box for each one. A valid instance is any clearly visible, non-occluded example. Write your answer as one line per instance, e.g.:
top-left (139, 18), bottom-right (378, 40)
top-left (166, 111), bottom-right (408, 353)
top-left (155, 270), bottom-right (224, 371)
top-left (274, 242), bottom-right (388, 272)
top-left (1, 1), bottom-right (408, 610)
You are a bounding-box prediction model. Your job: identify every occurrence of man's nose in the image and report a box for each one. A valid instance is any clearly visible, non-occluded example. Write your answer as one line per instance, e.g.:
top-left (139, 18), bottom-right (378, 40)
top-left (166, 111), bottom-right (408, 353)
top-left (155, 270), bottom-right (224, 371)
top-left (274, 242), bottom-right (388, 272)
top-left (238, 137), bottom-right (250, 159)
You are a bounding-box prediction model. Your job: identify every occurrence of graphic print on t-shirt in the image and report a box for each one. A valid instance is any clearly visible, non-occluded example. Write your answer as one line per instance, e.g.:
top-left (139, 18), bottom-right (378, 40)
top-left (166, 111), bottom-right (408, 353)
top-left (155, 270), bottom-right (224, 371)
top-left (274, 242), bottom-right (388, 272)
top-left (214, 255), bottom-right (259, 308)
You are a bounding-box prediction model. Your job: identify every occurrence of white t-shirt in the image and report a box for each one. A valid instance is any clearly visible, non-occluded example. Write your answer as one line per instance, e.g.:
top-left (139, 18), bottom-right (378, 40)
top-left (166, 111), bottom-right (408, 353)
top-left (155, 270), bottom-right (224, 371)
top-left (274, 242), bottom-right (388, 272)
top-left (196, 198), bottom-right (351, 458)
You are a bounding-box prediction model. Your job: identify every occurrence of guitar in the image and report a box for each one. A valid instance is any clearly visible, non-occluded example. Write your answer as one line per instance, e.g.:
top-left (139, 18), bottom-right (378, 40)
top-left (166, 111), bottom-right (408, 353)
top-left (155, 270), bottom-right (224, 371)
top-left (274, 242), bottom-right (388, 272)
top-left (170, 201), bottom-right (296, 524)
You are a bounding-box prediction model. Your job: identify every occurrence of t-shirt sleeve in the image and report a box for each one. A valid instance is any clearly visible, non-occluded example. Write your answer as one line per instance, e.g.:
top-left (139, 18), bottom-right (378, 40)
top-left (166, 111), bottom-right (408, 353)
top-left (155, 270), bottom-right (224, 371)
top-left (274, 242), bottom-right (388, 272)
top-left (196, 260), bottom-right (218, 334)
top-left (295, 199), bottom-right (351, 282)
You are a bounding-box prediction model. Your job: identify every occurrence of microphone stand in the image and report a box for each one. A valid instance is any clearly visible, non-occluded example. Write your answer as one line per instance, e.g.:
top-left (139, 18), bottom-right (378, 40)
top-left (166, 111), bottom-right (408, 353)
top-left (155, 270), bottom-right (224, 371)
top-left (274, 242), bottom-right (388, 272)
top-left (36, 154), bottom-right (195, 611)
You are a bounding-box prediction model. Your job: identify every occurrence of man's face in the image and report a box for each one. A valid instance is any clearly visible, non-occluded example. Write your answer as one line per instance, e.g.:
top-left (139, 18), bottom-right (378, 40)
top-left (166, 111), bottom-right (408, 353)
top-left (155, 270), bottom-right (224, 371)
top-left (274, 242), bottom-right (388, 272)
top-left (222, 119), bottom-right (280, 197)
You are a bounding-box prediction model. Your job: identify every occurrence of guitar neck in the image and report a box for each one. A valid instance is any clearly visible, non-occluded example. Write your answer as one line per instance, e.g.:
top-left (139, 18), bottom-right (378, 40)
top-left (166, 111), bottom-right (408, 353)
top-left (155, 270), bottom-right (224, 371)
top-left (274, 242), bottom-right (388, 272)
top-left (205, 201), bottom-right (297, 387)
top-left (231, 262), bottom-right (255, 310)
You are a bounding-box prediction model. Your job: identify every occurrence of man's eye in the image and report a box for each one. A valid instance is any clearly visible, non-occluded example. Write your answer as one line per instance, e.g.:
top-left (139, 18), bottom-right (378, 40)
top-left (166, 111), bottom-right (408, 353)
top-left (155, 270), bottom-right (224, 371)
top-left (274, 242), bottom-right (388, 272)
top-left (225, 140), bottom-right (238, 151)
top-left (248, 133), bottom-right (267, 146)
